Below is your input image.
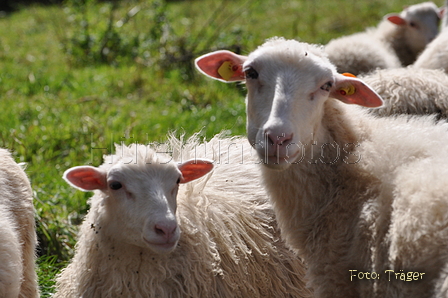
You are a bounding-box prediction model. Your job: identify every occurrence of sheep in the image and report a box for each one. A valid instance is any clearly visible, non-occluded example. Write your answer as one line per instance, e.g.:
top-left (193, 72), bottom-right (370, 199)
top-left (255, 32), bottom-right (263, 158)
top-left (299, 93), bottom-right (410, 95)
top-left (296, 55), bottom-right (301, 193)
top-left (413, 32), bottom-right (448, 72)
top-left (0, 149), bottom-right (39, 298)
top-left (413, 0), bottom-right (448, 73)
top-left (195, 37), bottom-right (448, 297)
top-left (54, 134), bottom-right (312, 298)
top-left (324, 1), bottom-right (441, 75)
top-left (358, 67), bottom-right (448, 118)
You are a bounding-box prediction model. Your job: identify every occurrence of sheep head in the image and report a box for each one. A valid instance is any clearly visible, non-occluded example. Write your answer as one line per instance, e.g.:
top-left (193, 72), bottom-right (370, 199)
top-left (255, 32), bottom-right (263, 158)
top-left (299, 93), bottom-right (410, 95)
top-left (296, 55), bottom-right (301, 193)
top-left (63, 144), bottom-right (213, 254)
top-left (196, 38), bottom-right (383, 170)
top-left (385, 2), bottom-right (441, 54)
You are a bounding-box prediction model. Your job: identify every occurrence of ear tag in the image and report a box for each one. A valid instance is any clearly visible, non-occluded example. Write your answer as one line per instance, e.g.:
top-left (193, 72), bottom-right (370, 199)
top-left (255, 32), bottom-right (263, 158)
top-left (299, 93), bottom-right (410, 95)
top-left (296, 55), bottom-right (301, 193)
top-left (342, 72), bottom-right (357, 78)
top-left (339, 85), bottom-right (356, 96)
top-left (218, 61), bottom-right (236, 81)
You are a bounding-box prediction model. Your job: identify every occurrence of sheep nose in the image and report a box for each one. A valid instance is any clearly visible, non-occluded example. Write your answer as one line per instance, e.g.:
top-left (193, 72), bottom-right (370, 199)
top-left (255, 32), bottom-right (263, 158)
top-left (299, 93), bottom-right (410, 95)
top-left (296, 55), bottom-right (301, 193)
top-left (265, 131), bottom-right (293, 147)
top-left (154, 222), bottom-right (177, 241)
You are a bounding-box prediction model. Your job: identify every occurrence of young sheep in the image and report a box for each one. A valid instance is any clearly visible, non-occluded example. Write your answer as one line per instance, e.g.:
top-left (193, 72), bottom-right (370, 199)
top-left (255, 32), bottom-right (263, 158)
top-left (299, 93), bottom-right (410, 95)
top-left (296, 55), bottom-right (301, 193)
top-left (54, 135), bottom-right (312, 298)
top-left (0, 149), bottom-right (39, 298)
top-left (196, 37), bottom-right (448, 297)
top-left (413, 0), bottom-right (448, 73)
top-left (325, 1), bottom-right (441, 75)
top-left (358, 67), bottom-right (448, 118)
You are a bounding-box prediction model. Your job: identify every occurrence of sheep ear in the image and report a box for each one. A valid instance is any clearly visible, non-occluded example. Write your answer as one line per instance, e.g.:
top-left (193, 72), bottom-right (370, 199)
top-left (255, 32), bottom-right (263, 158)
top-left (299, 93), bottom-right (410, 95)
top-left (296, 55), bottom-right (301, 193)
top-left (63, 166), bottom-right (107, 191)
top-left (439, 7), bottom-right (445, 19)
top-left (330, 73), bottom-right (383, 108)
top-left (386, 14), bottom-right (407, 26)
top-left (195, 50), bottom-right (247, 83)
top-left (178, 159), bottom-right (214, 183)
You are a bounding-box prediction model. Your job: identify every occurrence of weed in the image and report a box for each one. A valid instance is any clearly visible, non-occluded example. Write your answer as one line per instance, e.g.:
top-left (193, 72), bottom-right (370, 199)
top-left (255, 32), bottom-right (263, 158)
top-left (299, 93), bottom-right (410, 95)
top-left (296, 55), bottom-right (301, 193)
top-left (58, 0), bottom-right (251, 80)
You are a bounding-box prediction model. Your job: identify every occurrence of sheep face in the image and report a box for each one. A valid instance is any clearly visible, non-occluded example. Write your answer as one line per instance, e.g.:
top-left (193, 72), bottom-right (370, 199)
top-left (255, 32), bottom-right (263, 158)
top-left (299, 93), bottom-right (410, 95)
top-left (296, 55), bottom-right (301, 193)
top-left (195, 38), bottom-right (383, 170)
top-left (242, 42), bottom-right (336, 169)
top-left (103, 162), bottom-right (182, 253)
top-left (63, 149), bottom-right (213, 254)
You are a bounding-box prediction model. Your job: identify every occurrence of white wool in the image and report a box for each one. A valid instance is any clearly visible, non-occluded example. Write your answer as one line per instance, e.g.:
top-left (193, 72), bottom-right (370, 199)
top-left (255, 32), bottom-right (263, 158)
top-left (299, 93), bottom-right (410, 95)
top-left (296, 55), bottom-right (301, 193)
top-left (0, 149), bottom-right (39, 298)
top-left (325, 32), bottom-right (401, 75)
top-left (359, 67), bottom-right (448, 118)
top-left (325, 1), bottom-right (440, 75)
top-left (54, 134), bottom-right (312, 298)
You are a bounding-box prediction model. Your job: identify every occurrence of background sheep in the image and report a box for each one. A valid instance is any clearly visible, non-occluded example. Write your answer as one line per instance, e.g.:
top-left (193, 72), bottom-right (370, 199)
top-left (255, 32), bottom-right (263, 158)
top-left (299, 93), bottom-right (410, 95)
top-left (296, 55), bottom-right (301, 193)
top-left (324, 1), bottom-right (441, 75)
top-left (359, 67), bottom-right (448, 118)
top-left (55, 134), bottom-right (312, 298)
top-left (413, 0), bottom-right (448, 73)
top-left (196, 37), bottom-right (448, 297)
top-left (0, 149), bottom-right (39, 298)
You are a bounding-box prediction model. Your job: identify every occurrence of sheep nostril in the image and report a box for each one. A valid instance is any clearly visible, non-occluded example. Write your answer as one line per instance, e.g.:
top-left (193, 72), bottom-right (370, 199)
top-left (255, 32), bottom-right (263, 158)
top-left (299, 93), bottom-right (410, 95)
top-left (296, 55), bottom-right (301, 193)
top-left (276, 133), bottom-right (293, 145)
top-left (267, 134), bottom-right (276, 146)
top-left (265, 132), bottom-right (293, 147)
top-left (155, 226), bottom-right (165, 236)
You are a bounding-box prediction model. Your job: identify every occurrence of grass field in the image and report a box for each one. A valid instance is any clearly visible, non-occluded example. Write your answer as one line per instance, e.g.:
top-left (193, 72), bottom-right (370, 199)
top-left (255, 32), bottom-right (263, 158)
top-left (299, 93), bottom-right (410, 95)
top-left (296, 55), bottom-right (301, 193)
top-left (0, 0), bottom-right (442, 295)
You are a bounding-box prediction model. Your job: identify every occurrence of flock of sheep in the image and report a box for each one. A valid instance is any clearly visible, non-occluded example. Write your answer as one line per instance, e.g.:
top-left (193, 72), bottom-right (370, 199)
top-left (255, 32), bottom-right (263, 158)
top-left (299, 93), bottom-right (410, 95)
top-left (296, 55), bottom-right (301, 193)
top-left (3, 1), bottom-right (448, 297)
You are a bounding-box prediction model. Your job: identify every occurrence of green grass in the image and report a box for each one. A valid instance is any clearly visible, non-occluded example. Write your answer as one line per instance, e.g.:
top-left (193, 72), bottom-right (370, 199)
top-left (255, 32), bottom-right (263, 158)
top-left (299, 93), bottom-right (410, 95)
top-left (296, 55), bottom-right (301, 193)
top-left (0, 0), bottom-right (441, 295)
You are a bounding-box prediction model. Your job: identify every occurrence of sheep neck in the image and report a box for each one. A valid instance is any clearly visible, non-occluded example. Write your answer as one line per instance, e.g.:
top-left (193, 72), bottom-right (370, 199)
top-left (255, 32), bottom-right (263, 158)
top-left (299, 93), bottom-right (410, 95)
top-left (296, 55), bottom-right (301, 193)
top-left (376, 21), bottom-right (417, 66)
top-left (260, 99), bottom-right (378, 293)
top-left (66, 201), bottom-right (214, 297)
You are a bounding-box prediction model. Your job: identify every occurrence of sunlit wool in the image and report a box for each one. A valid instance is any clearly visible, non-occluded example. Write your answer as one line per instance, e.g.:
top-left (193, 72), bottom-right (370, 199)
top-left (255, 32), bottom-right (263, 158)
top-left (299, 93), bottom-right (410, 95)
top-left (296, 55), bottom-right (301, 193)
top-left (0, 149), bottom-right (39, 298)
top-left (54, 133), bottom-right (312, 298)
top-left (196, 37), bottom-right (448, 298)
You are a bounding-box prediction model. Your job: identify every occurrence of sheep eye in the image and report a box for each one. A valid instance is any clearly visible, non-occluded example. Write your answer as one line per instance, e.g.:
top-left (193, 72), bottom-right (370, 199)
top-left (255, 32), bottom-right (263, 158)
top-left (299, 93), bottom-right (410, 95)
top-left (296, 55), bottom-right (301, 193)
top-left (320, 81), bottom-right (333, 92)
top-left (409, 21), bottom-right (418, 29)
top-left (109, 181), bottom-right (122, 190)
top-left (244, 67), bottom-right (259, 80)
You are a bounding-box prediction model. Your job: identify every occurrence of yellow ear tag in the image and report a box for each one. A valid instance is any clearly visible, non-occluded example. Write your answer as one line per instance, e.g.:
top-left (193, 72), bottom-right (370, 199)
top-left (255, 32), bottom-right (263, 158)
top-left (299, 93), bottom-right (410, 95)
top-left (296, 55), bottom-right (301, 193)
top-left (218, 61), bottom-right (235, 81)
top-left (339, 85), bottom-right (356, 96)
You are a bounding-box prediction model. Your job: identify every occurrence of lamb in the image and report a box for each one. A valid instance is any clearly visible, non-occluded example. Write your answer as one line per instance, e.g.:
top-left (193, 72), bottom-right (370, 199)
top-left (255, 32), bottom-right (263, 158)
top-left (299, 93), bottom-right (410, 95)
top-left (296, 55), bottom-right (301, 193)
top-left (0, 149), bottom-right (39, 298)
top-left (358, 67), bottom-right (448, 118)
top-left (54, 134), bottom-right (312, 298)
top-left (413, 0), bottom-right (448, 73)
top-left (324, 1), bottom-right (441, 75)
top-left (195, 37), bottom-right (448, 297)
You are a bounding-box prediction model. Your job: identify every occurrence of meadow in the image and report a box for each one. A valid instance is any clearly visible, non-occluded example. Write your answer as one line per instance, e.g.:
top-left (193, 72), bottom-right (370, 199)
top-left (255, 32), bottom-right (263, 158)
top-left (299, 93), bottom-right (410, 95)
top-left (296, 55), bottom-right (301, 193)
top-left (0, 0), bottom-right (441, 295)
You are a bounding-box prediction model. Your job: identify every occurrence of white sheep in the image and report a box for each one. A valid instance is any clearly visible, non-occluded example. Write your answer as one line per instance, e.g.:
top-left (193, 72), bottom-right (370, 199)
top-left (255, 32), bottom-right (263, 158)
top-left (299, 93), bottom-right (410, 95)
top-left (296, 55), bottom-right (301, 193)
top-left (196, 37), bottom-right (448, 297)
top-left (0, 149), bottom-right (39, 298)
top-left (413, 0), bottom-right (448, 73)
top-left (358, 67), bottom-right (448, 118)
top-left (324, 1), bottom-right (441, 75)
top-left (54, 134), bottom-right (312, 298)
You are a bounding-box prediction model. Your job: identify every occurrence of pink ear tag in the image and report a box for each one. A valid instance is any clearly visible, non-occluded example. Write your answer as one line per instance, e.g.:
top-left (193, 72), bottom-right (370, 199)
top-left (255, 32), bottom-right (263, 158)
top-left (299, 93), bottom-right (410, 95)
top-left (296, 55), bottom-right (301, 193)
top-left (217, 61), bottom-right (236, 81)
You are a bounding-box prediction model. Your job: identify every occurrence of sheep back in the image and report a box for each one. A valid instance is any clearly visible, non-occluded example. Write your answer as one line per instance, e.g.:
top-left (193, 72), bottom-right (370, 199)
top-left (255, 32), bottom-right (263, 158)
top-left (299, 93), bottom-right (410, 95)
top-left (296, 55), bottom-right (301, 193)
top-left (0, 149), bottom-right (39, 298)
top-left (360, 67), bottom-right (448, 118)
top-left (325, 31), bottom-right (401, 75)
